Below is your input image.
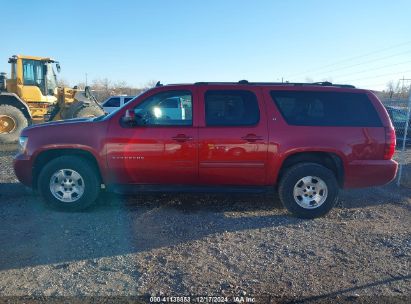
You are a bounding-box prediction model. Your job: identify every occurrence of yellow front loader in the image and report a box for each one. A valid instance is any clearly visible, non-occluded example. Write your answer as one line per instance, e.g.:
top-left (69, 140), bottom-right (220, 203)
top-left (0, 55), bottom-right (104, 143)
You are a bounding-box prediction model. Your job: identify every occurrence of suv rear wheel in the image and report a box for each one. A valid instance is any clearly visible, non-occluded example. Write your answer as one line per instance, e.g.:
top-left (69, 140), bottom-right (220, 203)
top-left (38, 155), bottom-right (100, 211)
top-left (278, 163), bottom-right (339, 218)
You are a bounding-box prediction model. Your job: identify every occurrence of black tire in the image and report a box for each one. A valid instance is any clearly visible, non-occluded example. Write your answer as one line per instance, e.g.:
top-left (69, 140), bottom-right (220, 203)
top-left (38, 155), bottom-right (100, 211)
top-left (74, 106), bottom-right (104, 118)
top-left (278, 162), bottom-right (339, 219)
top-left (0, 104), bottom-right (29, 143)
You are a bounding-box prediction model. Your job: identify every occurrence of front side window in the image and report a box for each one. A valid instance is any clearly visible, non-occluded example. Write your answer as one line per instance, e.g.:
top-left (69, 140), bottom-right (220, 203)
top-left (205, 90), bottom-right (260, 126)
top-left (133, 90), bottom-right (192, 126)
top-left (45, 62), bottom-right (58, 95)
top-left (22, 59), bottom-right (44, 87)
top-left (271, 91), bottom-right (382, 127)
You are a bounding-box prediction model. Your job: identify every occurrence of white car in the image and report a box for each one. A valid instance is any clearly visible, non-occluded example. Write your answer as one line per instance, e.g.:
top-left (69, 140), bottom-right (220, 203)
top-left (102, 95), bottom-right (136, 113)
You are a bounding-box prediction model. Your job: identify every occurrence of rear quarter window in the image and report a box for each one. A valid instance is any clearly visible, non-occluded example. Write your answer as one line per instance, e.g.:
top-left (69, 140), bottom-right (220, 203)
top-left (270, 91), bottom-right (382, 127)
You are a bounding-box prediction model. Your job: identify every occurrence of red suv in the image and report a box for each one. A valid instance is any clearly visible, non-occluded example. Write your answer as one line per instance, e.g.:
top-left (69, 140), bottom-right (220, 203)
top-left (13, 81), bottom-right (398, 218)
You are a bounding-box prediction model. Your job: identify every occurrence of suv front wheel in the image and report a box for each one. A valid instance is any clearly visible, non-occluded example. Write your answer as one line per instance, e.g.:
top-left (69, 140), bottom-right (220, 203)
top-left (278, 163), bottom-right (339, 218)
top-left (38, 155), bottom-right (100, 211)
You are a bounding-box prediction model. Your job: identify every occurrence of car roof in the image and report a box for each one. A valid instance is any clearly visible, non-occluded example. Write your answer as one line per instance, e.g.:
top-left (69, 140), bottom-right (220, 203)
top-left (163, 80), bottom-right (356, 89)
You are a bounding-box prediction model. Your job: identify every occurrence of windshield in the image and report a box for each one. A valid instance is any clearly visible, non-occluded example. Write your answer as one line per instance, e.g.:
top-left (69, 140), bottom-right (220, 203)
top-left (45, 62), bottom-right (58, 95)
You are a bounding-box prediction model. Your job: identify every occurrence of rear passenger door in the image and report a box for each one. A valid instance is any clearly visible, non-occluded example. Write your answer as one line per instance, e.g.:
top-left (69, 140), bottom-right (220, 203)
top-left (198, 86), bottom-right (268, 185)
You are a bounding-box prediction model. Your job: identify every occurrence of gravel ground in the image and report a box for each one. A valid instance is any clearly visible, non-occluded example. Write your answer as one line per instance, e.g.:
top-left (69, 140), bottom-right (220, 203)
top-left (0, 147), bottom-right (410, 303)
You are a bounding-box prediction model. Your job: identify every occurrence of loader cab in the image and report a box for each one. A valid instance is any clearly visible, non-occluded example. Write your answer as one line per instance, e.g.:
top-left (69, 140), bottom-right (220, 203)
top-left (8, 55), bottom-right (59, 103)
top-left (21, 58), bottom-right (58, 97)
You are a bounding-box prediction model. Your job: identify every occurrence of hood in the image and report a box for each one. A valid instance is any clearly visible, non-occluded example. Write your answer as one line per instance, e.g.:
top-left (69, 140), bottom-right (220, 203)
top-left (20, 116), bottom-right (107, 147)
top-left (24, 117), bottom-right (94, 131)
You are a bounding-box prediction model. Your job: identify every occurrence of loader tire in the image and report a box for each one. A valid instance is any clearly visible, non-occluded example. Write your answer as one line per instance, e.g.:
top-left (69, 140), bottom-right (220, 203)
top-left (74, 106), bottom-right (104, 118)
top-left (0, 105), bottom-right (29, 143)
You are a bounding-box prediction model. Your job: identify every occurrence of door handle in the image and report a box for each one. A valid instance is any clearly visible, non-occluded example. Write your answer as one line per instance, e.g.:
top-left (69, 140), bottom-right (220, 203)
top-left (241, 134), bottom-right (263, 142)
top-left (172, 134), bottom-right (193, 142)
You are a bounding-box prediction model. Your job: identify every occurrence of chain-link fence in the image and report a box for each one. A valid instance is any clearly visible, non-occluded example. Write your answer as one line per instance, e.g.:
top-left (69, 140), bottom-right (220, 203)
top-left (382, 93), bottom-right (411, 188)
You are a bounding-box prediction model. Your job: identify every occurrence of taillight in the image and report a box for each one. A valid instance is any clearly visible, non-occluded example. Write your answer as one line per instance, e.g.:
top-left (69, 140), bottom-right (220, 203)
top-left (384, 127), bottom-right (396, 160)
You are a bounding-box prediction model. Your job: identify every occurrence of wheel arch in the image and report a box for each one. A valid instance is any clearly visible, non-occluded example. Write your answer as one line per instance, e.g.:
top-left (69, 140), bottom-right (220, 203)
top-left (277, 151), bottom-right (345, 187)
top-left (0, 93), bottom-right (32, 123)
top-left (32, 148), bottom-right (103, 189)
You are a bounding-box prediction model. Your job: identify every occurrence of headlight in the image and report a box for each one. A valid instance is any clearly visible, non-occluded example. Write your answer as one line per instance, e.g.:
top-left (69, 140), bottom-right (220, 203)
top-left (18, 136), bottom-right (28, 153)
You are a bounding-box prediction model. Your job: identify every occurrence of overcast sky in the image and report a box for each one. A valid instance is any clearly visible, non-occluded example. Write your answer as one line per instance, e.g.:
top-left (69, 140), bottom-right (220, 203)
top-left (2, 0), bottom-right (411, 90)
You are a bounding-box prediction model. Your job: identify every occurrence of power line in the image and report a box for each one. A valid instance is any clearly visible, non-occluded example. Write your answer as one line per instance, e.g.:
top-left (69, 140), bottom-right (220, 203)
top-left (331, 59), bottom-right (411, 79)
top-left (358, 82), bottom-right (389, 88)
top-left (299, 50), bottom-right (411, 79)
top-left (286, 40), bottom-right (411, 78)
top-left (342, 69), bottom-right (411, 83)
top-left (399, 77), bottom-right (411, 90)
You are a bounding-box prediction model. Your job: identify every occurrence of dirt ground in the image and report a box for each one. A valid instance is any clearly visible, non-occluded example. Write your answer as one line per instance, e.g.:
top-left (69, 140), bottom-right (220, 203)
top-left (0, 147), bottom-right (410, 303)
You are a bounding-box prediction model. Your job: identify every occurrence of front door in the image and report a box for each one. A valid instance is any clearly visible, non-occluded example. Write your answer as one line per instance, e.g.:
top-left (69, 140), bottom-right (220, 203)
top-left (106, 88), bottom-right (198, 185)
top-left (198, 86), bottom-right (268, 185)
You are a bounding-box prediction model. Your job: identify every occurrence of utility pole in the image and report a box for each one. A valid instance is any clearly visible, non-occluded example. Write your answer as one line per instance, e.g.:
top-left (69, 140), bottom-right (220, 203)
top-left (397, 81), bottom-right (411, 187)
top-left (399, 76), bottom-right (411, 87)
top-left (399, 76), bottom-right (411, 98)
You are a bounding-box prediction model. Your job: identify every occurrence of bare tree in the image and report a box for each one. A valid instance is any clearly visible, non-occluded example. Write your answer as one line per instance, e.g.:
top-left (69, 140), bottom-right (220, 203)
top-left (383, 80), bottom-right (409, 100)
top-left (386, 81), bottom-right (395, 99)
top-left (143, 80), bottom-right (159, 90)
top-left (57, 78), bottom-right (70, 88)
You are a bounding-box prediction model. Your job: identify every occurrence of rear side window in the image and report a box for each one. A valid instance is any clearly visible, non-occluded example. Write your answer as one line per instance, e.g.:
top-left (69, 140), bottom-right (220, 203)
top-left (205, 90), bottom-right (260, 126)
top-left (270, 91), bottom-right (382, 127)
top-left (104, 97), bottom-right (120, 107)
top-left (124, 97), bottom-right (134, 103)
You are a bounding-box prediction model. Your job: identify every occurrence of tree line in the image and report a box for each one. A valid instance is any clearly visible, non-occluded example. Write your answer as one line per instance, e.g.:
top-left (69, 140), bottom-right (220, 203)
top-left (58, 78), bottom-right (158, 102)
top-left (59, 78), bottom-right (410, 103)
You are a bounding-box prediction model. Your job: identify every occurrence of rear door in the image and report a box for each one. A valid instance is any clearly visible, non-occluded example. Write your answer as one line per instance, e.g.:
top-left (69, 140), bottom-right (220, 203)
top-left (198, 86), bottom-right (268, 185)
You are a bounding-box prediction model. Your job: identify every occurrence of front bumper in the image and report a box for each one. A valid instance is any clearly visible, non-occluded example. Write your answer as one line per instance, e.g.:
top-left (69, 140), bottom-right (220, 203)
top-left (13, 153), bottom-right (34, 188)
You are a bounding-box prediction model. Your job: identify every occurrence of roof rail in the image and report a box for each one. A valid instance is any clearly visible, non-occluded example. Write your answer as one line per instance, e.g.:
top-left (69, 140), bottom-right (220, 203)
top-left (193, 80), bottom-right (355, 88)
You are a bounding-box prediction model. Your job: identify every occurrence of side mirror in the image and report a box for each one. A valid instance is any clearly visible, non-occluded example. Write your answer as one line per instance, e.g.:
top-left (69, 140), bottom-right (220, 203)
top-left (135, 110), bottom-right (153, 126)
top-left (122, 109), bottom-right (153, 127)
top-left (122, 109), bottom-right (136, 125)
top-left (135, 113), bottom-right (146, 126)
